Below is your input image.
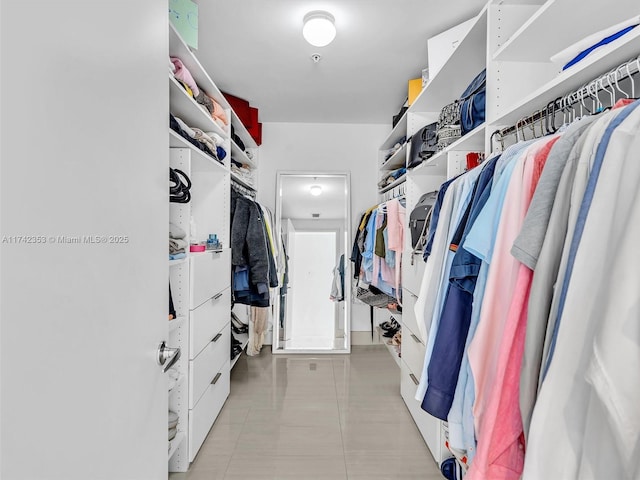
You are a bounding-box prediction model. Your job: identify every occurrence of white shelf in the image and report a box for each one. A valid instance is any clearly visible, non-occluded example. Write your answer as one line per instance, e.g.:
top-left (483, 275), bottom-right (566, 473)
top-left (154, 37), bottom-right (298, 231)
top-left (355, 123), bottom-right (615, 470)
top-left (169, 75), bottom-right (228, 139)
top-left (380, 113), bottom-right (408, 150)
top-left (493, 0), bottom-right (640, 62)
top-left (381, 143), bottom-right (408, 171)
top-left (230, 171), bottom-right (256, 191)
top-left (168, 431), bottom-right (185, 460)
top-left (230, 332), bottom-right (250, 369)
top-left (410, 124), bottom-right (486, 177)
top-left (409, 7), bottom-right (487, 114)
top-left (376, 326), bottom-right (401, 368)
top-left (231, 139), bottom-right (257, 169)
top-left (379, 174), bottom-right (407, 194)
top-left (169, 22), bottom-right (256, 149)
top-left (491, 27), bottom-right (640, 127)
top-left (169, 257), bottom-right (188, 267)
top-left (169, 130), bottom-right (227, 173)
top-left (230, 111), bottom-right (258, 150)
top-left (169, 316), bottom-right (187, 334)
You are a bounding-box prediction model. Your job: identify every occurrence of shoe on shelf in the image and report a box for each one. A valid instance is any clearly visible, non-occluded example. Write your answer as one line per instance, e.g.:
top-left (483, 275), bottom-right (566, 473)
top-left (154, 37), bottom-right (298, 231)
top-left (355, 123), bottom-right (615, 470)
top-left (379, 317), bottom-right (399, 332)
top-left (382, 326), bottom-right (400, 338)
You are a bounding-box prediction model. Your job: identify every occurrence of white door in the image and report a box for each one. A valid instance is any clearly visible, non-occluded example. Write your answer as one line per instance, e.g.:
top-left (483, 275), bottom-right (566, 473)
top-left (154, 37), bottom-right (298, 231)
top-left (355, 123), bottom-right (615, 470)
top-left (1, 2), bottom-right (169, 479)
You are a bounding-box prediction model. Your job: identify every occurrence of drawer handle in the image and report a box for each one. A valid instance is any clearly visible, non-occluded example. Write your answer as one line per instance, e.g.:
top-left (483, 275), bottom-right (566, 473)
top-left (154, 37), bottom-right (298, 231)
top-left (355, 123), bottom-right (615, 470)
top-left (411, 334), bottom-right (421, 344)
top-left (211, 372), bottom-right (222, 385)
top-left (409, 373), bottom-right (419, 386)
top-left (212, 333), bottom-right (222, 343)
top-left (213, 292), bottom-right (223, 301)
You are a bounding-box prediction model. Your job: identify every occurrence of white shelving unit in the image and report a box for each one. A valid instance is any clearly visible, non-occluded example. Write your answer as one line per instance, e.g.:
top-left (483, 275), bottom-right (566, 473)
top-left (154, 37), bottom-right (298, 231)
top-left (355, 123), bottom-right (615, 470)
top-left (167, 21), bottom-right (259, 474)
top-left (374, 0), bottom-right (640, 471)
top-left (379, 174), bottom-right (407, 194)
top-left (381, 143), bottom-right (408, 170)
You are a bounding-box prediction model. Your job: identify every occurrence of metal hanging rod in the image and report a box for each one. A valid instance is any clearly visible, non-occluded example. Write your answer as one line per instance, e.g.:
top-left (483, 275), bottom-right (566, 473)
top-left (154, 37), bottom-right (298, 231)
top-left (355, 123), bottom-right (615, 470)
top-left (382, 182), bottom-right (406, 202)
top-left (231, 179), bottom-right (256, 198)
top-left (492, 54), bottom-right (640, 149)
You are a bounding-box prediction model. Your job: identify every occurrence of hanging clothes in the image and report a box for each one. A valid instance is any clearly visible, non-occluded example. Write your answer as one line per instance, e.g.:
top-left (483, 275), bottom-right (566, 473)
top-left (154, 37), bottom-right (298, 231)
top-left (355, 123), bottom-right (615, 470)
top-left (411, 98), bottom-right (640, 480)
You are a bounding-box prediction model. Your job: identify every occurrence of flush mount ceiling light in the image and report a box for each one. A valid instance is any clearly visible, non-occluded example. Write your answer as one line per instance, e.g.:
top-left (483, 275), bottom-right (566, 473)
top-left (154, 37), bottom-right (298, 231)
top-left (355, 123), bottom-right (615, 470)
top-left (309, 184), bottom-right (323, 196)
top-left (302, 11), bottom-right (336, 47)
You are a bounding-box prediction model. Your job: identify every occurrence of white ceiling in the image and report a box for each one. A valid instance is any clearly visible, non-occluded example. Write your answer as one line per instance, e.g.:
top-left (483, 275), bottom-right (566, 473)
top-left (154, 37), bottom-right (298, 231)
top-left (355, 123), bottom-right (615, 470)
top-left (280, 175), bottom-right (347, 220)
top-left (197, 0), bottom-right (488, 124)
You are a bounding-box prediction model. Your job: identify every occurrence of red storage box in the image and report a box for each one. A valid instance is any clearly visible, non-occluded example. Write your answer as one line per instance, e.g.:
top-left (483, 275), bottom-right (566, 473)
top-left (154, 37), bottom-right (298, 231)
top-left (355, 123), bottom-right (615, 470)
top-left (249, 122), bottom-right (262, 146)
top-left (222, 92), bottom-right (252, 128)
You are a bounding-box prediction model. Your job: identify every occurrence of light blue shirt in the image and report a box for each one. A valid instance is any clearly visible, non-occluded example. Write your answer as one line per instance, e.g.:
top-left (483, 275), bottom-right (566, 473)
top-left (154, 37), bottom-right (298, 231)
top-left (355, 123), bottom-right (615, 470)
top-left (447, 140), bottom-right (533, 459)
top-left (416, 165), bottom-right (483, 401)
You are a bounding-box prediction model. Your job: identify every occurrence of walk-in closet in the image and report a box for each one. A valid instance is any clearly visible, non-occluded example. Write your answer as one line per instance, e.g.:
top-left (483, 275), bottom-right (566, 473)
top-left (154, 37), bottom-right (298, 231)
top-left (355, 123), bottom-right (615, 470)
top-left (2, 1), bottom-right (640, 479)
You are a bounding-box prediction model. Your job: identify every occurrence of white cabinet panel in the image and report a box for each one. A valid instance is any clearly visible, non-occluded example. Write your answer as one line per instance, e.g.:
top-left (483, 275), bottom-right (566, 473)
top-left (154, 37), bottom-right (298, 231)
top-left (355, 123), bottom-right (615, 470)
top-left (402, 328), bottom-right (426, 380)
top-left (189, 250), bottom-right (231, 309)
top-left (402, 252), bottom-right (426, 300)
top-left (400, 360), bottom-right (447, 466)
top-left (189, 324), bottom-right (230, 408)
top-left (401, 288), bottom-right (424, 343)
top-left (188, 361), bottom-right (230, 461)
top-left (190, 287), bottom-right (231, 358)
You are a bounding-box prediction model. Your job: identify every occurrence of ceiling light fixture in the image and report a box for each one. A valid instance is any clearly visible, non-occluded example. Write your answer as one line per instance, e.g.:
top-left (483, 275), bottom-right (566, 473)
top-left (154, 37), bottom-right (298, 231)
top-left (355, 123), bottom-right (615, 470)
top-left (302, 11), bottom-right (336, 47)
top-left (309, 184), bottom-right (323, 196)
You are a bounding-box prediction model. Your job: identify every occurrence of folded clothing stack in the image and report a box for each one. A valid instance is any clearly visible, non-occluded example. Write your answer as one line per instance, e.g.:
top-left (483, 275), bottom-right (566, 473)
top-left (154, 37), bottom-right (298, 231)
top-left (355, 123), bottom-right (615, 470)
top-left (169, 222), bottom-right (187, 261)
top-left (231, 159), bottom-right (254, 187)
top-left (170, 114), bottom-right (227, 163)
top-left (383, 136), bottom-right (407, 161)
top-left (378, 167), bottom-right (406, 188)
top-left (170, 57), bottom-right (229, 130)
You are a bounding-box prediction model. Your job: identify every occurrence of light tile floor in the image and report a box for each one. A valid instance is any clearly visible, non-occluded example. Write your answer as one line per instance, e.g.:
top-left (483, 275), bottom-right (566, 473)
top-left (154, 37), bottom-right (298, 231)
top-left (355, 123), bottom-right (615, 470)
top-left (170, 345), bottom-right (442, 479)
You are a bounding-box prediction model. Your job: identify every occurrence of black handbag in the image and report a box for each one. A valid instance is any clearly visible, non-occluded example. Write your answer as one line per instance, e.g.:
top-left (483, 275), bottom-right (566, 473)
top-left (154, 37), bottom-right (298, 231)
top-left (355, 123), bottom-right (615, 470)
top-left (408, 122), bottom-right (438, 168)
top-left (409, 191), bottom-right (438, 249)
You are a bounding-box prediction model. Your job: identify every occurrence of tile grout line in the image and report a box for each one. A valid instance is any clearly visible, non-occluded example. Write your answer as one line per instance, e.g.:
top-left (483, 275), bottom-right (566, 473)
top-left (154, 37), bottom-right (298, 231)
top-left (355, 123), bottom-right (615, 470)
top-left (331, 356), bottom-right (350, 480)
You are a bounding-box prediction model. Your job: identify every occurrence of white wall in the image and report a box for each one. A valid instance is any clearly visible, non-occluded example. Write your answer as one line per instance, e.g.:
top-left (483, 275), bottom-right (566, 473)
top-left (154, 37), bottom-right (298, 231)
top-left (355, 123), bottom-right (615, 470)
top-left (257, 122), bottom-right (390, 331)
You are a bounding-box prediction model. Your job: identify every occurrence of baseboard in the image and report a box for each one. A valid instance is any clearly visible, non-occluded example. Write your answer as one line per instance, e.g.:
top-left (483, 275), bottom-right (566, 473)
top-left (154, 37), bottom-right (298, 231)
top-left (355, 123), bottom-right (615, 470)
top-left (351, 330), bottom-right (384, 346)
top-left (262, 330), bottom-right (384, 346)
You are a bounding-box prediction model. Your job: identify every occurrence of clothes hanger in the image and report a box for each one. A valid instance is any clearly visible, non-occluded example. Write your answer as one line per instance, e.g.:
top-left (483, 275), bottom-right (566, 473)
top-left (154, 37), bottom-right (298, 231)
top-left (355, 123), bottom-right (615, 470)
top-left (616, 64), bottom-right (631, 99)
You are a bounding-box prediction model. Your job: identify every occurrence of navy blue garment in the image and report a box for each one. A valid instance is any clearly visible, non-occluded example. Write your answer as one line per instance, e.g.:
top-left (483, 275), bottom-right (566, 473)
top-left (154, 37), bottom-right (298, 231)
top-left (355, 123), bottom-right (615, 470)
top-left (563, 25), bottom-right (638, 70)
top-left (421, 157), bottom-right (499, 419)
top-left (423, 177), bottom-right (457, 262)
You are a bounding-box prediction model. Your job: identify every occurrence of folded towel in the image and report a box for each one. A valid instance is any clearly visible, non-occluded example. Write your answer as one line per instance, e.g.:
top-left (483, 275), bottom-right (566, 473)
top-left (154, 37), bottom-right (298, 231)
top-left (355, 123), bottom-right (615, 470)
top-left (169, 252), bottom-right (187, 261)
top-left (169, 238), bottom-right (188, 254)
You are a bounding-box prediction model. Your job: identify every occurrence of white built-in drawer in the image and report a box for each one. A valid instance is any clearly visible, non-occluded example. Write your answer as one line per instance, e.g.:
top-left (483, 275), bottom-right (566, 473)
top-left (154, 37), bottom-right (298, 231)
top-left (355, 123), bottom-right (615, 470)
top-left (402, 251), bottom-right (426, 300)
top-left (189, 323), bottom-right (230, 408)
top-left (189, 249), bottom-right (231, 309)
top-left (401, 289), bottom-right (424, 343)
top-left (403, 329), bottom-right (426, 379)
top-left (188, 360), bottom-right (230, 461)
top-left (400, 360), bottom-right (447, 466)
top-left (190, 287), bottom-right (230, 358)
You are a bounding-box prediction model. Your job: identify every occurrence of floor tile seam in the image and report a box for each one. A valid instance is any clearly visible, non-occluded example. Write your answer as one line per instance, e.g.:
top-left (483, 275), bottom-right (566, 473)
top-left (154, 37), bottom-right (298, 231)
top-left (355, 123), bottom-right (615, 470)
top-left (329, 350), bottom-right (349, 476)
